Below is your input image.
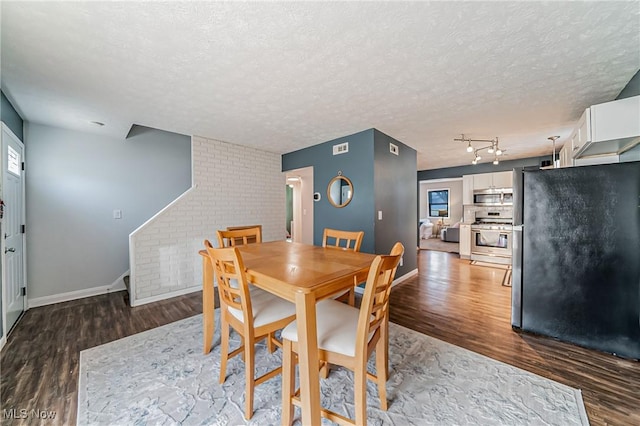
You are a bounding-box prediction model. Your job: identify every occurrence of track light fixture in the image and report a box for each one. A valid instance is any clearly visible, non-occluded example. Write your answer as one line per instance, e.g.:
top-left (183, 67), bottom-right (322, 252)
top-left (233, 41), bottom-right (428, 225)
top-left (454, 134), bottom-right (505, 165)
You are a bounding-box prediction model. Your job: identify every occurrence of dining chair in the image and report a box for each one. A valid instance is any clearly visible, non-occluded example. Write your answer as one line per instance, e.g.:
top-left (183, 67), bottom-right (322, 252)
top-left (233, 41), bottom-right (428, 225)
top-left (205, 242), bottom-right (296, 420)
top-left (218, 225), bottom-right (262, 247)
top-left (322, 228), bottom-right (365, 306)
top-left (217, 227), bottom-right (279, 352)
top-left (281, 242), bottom-right (404, 426)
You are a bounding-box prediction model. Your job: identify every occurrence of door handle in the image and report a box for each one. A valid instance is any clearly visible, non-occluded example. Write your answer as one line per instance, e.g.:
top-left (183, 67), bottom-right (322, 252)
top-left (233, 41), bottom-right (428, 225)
top-left (5, 247), bottom-right (15, 253)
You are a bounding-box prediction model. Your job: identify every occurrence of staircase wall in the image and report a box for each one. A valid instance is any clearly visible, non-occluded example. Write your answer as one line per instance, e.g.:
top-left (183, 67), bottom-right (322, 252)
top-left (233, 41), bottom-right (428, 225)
top-left (129, 135), bottom-right (285, 306)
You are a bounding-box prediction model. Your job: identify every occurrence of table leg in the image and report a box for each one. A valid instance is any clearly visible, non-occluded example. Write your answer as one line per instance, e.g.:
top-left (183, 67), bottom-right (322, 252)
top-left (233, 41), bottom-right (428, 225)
top-left (202, 255), bottom-right (215, 354)
top-left (294, 291), bottom-right (321, 426)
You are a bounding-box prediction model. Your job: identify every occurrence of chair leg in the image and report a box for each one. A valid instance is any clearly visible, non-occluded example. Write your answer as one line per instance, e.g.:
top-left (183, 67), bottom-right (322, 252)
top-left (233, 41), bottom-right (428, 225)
top-left (281, 339), bottom-right (295, 426)
top-left (375, 339), bottom-right (388, 411)
top-left (219, 320), bottom-right (230, 384)
top-left (354, 366), bottom-right (367, 426)
top-left (244, 340), bottom-right (255, 419)
top-left (267, 332), bottom-right (276, 353)
top-left (347, 287), bottom-right (355, 307)
top-left (381, 316), bottom-right (390, 380)
top-left (319, 361), bottom-right (330, 379)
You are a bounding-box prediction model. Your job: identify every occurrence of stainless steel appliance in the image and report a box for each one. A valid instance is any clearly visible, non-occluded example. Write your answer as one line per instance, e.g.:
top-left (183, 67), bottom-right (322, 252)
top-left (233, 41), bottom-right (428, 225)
top-left (473, 188), bottom-right (513, 206)
top-left (470, 206), bottom-right (512, 265)
top-left (511, 162), bottom-right (640, 359)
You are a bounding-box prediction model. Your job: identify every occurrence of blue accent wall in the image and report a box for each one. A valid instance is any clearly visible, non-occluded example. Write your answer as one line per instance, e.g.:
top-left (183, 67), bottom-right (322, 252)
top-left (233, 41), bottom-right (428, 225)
top-left (282, 129), bottom-right (376, 251)
top-left (282, 128), bottom-right (418, 278)
top-left (1, 91), bottom-right (24, 141)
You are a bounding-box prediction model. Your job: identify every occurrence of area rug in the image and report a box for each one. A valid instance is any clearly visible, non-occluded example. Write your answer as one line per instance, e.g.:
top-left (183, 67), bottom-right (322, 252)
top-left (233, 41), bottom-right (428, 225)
top-left (78, 312), bottom-right (589, 425)
top-left (419, 238), bottom-right (460, 253)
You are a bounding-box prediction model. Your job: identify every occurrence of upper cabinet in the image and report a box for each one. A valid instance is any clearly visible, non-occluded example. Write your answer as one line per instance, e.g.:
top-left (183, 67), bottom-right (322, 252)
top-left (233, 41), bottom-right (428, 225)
top-left (462, 175), bottom-right (474, 204)
top-left (573, 95), bottom-right (640, 159)
top-left (463, 171), bottom-right (514, 204)
top-left (472, 170), bottom-right (512, 190)
top-left (472, 173), bottom-right (493, 190)
top-left (559, 139), bottom-right (573, 168)
top-left (491, 171), bottom-right (513, 188)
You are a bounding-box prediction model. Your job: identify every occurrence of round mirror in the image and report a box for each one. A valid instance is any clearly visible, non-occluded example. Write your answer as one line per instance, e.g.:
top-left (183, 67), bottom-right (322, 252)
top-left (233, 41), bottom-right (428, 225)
top-left (327, 175), bottom-right (354, 208)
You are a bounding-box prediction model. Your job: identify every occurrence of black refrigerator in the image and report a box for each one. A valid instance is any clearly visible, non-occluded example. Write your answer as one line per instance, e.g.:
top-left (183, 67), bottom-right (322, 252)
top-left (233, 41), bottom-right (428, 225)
top-left (511, 161), bottom-right (640, 360)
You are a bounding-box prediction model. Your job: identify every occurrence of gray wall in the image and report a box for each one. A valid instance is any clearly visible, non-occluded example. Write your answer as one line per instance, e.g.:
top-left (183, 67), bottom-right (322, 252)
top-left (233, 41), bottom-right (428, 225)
top-left (617, 69), bottom-right (640, 162)
top-left (1, 90), bottom-right (23, 141)
top-left (373, 129), bottom-right (417, 276)
top-left (282, 129), bottom-right (376, 252)
top-left (418, 156), bottom-right (550, 180)
top-left (616, 69), bottom-right (640, 100)
top-left (25, 123), bottom-right (191, 299)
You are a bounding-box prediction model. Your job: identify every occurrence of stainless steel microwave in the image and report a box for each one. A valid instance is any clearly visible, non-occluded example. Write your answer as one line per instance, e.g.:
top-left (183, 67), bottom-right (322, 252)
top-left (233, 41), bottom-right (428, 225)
top-left (473, 188), bottom-right (513, 206)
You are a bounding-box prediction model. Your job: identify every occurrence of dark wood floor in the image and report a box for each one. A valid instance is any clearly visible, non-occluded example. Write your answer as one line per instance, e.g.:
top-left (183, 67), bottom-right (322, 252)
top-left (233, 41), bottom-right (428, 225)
top-left (1, 250), bottom-right (638, 425)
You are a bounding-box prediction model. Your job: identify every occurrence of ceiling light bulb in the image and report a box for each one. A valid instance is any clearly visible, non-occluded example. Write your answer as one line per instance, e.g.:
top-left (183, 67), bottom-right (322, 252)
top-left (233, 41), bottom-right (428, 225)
top-left (496, 148), bottom-right (502, 156)
top-left (475, 154), bottom-right (481, 161)
top-left (466, 143), bottom-right (473, 153)
top-left (493, 159), bottom-right (499, 165)
top-left (472, 159), bottom-right (477, 165)
top-left (488, 145), bottom-right (494, 154)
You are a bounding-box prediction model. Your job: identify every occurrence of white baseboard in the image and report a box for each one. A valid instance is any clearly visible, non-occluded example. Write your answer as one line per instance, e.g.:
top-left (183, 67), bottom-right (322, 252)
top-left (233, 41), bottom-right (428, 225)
top-left (130, 285), bottom-right (201, 307)
top-left (354, 268), bottom-right (418, 294)
top-left (28, 270), bottom-right (129, 309)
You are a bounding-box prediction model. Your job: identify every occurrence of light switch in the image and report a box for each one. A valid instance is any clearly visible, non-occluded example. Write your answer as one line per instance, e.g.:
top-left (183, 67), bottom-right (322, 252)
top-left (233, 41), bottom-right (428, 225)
top-left (113, 209), bottom-right (122, 219)
top-left (378, 210), bottom-right (382, 220)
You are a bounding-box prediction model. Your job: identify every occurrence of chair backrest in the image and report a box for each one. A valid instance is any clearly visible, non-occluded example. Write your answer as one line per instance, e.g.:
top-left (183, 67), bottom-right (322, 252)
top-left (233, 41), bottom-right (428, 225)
top-left (204, 240), bottom-right (253, 326)
top-left (322, 228), bottom-right (364, 252)
top-left (217, 226), bottom-right (262, 247)
top-left (356, 242), bottom-right (404, 355)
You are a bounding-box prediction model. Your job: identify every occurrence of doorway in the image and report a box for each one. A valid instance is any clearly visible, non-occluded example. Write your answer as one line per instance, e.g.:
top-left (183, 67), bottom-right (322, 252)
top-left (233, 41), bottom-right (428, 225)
top-left (284, 167), bottom-right (313, 245)
top-left (2, 123), bottom-right (26, 338)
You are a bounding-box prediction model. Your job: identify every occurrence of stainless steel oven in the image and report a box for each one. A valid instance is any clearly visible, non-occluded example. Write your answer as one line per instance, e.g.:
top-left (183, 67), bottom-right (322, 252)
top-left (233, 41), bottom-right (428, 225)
top-left (471, 224), bottom-right (512, 265)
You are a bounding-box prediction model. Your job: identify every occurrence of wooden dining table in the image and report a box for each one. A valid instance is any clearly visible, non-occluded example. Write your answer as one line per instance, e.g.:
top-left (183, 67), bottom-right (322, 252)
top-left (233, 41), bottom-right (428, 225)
top-left (199, 240), bottom-right (377, 425)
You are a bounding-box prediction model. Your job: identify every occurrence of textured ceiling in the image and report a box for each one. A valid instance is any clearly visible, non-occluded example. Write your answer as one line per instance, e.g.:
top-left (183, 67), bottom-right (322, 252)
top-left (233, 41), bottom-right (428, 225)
top-left (2, 1), bottom-right (639, 170)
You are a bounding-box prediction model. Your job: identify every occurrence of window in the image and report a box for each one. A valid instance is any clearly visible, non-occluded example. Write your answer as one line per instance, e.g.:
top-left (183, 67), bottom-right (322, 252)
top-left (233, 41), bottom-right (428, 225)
top-left (428, 189), bottom-right (449, 218)
top-left (7, 145), bottom-right (20, 176)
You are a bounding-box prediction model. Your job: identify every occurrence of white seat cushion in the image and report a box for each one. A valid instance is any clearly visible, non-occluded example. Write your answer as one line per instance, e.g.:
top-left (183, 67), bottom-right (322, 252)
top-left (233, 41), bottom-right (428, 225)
top-left (228, 288), bottom-right (296, 328)
top-left (282, 299), bottom-right (364, 357)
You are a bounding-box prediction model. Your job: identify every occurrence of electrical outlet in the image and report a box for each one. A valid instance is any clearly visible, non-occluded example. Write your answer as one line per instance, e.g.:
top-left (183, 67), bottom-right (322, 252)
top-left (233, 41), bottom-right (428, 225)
top-left (113, 209), bottom-right (122, 219)
top-left (400, 256), bottom-right (403, 267)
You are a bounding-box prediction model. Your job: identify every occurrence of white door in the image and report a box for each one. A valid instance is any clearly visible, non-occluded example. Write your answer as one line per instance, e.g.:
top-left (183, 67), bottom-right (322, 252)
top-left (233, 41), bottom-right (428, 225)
top-left (2, 123), bottom-right (25, 334)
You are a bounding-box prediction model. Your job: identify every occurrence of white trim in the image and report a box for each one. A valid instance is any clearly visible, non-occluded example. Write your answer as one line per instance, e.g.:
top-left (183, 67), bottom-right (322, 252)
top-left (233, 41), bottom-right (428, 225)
top-left (27, 270), bottom-right (129, 309)
top-left (0, 335), bottom-right (6, 353)
top-left (130, 285), bottom-right (200, 307)
top-left (354, 268), bottom-right (418, 294)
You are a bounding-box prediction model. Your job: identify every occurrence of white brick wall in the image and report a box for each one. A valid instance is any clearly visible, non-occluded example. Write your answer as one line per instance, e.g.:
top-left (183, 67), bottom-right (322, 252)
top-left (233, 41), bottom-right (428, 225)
top-left (129, 136), bottom-right (285, 305)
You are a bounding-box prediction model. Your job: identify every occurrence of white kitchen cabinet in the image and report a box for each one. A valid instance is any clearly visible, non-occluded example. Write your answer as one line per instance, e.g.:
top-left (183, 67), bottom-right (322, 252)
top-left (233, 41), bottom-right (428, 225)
top-left (576, 107), bottom-right (591, 153)
top-left (472, 173), bottom-right (493, 190)
top-left (559, 142), bottom-right (573, 168)
top-left (492, 171), bottom-right (513, 188)
top-left (573, 95), bottom-right (640, 159)
top-left (462, 175), bottom-right (474, 205)
top-left (471, 171), bottom-right (513, 190)
top-left (459, 224), bottom-right (471, 259)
